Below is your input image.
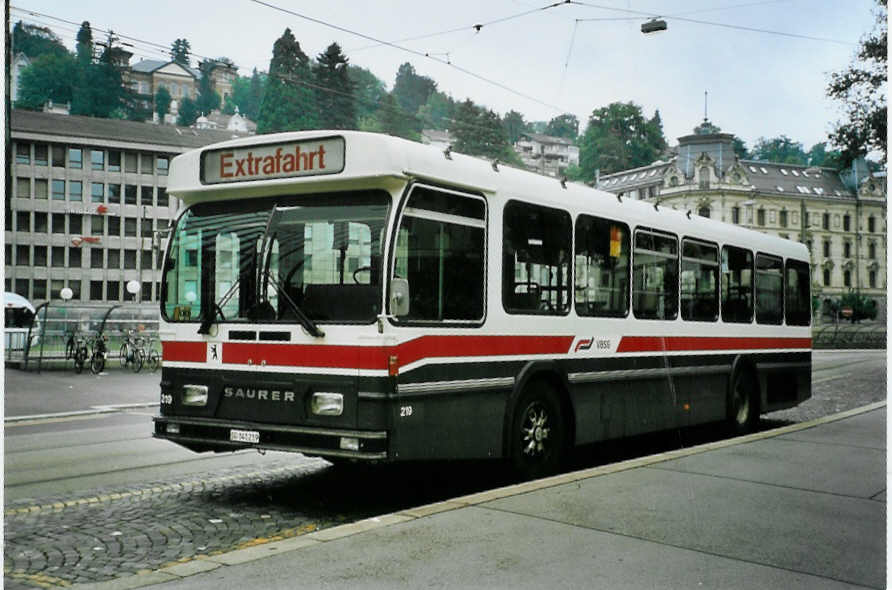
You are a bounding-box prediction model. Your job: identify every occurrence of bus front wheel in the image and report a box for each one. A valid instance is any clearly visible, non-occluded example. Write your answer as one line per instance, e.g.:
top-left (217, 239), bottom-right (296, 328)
top-left (510, 381), bottom-right (566, 480)
top-left (729, 369), bottom-right (759, 435)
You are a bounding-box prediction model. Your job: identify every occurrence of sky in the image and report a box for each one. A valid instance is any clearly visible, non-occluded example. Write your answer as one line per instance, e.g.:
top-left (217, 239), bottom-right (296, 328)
top-left (8, 0), bottom-right (883, 153)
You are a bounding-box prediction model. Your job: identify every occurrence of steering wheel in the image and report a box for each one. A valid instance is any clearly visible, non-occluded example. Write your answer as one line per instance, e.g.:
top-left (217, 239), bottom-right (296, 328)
top-left (353, 265), bottom-right (372, 284)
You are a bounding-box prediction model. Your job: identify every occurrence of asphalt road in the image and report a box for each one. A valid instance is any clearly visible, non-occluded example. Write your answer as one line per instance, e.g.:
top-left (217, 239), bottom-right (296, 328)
top-left (3, 350), bottom-right (887, 588)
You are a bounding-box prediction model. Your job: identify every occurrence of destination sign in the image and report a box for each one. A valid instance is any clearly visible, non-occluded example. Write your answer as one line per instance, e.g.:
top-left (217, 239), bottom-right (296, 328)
top-left (201, 137), bottom-right (345, 184)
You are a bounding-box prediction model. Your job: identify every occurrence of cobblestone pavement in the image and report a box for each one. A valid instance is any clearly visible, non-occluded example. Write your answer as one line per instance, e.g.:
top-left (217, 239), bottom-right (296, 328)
top-left (4, 353), bottom-right (885, 589)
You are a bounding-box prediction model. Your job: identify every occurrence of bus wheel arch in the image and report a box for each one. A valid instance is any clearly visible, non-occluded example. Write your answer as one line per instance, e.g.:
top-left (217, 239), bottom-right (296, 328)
top-left (505, 363), bottom-right (574, 478)
top-left (728, 356), bottom-right (760, 434)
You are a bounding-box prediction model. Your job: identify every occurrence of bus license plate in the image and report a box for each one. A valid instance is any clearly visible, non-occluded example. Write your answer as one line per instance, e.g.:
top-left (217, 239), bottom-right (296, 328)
top-left (230, 429), bottom-right (260, 444)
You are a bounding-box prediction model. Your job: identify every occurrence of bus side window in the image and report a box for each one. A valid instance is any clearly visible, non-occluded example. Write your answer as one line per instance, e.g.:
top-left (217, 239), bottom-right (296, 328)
top-left (721, 245), bottom-right (753, 323)
top-left (680, 238), bottom-right (719, 322)
top-left (755, 253), bottom-right (784, 325)
top-left (785, 259), bottom-right (811, 326)
top-left (502, 200), bottom-right (572, 315)
top-left (574, 215), bottom-right (629, 317)
top-left (632, 229), bottom-right (678, 320)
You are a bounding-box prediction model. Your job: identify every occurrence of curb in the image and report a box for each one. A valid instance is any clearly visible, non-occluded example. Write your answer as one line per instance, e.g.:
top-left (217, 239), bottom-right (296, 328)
top-left (68, 400), bottom-right (886, 590)
top-left (5, 403), bottom-right (160, 425)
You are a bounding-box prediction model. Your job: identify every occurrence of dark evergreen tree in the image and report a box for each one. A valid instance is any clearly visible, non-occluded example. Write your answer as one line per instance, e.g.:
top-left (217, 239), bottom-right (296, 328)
top-left (313, 43), bottom-right (356, 130)
top-left (11, 21), bottom-right (68, 58)
top-left (375, 93), bottom-right (417, 140)
top-left (577, 102), bottom-right (667, 179)
top-left (196, 60), bottom-right (222, 115)
top-left (177, 97), bottom-right (200, 126)
top-left (170, 38), bottom-right (192, 66)
top-left (70, 32), bottom-right (126, 118)
top-left (502, 110), bottom-right (527, 144)
top-left (751, 135), bottom-right (808, 164)
top-left (155, 86), bottom-right (172, 122)
top-left (15, 53), bottom-right (77, 109)
top-left (807, 142), bottom-right (844, 169)
top-left (75, 21), bottom-right (93, 65)
top-left (348, 65), bottom-right (387, 121)
top-left (257, 28), bottom-right (318, 134)
top-left (732, 136), bottom-right (750, 160)
top-left (392, 62), bottom-right (436, 121)
top-left (452, 100), bottom-right (521, 164)
top-left (645, 110), bottom-right (668, 155)
top-left (827, 0), bottom-right (887, 165)
top-left (417, 91), bottom-right (455, 130)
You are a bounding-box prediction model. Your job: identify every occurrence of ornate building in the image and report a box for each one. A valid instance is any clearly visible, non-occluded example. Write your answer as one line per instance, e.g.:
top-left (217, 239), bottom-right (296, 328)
top-left (597, 119), bottom-right (887, 319)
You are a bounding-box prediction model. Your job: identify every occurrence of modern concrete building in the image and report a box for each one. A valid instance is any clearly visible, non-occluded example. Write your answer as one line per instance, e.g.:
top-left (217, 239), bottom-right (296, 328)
top-left (7, 109), bottom-right (251, 306)
top-left (515, 132), bottom-right (580, 178)
top-left (597, 118), bottom-right (887, 318)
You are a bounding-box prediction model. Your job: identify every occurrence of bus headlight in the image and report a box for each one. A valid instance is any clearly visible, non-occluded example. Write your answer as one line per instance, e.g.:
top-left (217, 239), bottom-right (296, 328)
top-left (311, 392), bottom-right (343, 416)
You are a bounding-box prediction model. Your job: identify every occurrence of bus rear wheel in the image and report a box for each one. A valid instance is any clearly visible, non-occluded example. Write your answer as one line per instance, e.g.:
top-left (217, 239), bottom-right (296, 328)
top-left (510, 381), bottom-right (566, 480)
top-left (729, 369), bottom-right (759, 435)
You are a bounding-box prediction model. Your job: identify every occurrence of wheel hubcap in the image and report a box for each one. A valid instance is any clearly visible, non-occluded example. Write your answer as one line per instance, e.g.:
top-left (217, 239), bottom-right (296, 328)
top-left (522, 405), bottom-right (550, 457)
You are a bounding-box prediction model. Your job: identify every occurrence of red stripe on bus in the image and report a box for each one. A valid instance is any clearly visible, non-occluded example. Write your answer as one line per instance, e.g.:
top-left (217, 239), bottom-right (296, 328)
top-left (616, 336), bottom-right (812, 353)
top-left (220, 335), bottom-right (575, 370)
top-left (162, 341), bottom-right (206, 362)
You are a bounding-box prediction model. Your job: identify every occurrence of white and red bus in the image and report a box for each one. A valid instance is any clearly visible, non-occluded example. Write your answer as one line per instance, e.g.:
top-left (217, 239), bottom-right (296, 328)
top-left (153, 131), bottom-right (811, 478)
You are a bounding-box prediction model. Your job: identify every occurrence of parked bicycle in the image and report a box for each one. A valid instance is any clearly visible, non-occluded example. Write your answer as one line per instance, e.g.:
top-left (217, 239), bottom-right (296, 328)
top-left (120, 330), bottom-right (144, 373)
top-left (90, 332), bottom-right (108, 375)
top-left (65, 330), bottom-right (89, 374)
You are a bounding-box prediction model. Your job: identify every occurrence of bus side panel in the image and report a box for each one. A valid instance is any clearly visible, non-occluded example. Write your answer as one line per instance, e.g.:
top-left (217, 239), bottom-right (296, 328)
top-left (758, 351), bottom-right (812, 412)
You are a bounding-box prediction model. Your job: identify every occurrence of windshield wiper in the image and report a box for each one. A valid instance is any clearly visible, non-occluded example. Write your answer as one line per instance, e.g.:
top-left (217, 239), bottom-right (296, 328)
top-left (260, 269), bottom-right (325, 338)
top-left (197, 278), bottom-right (241, 335)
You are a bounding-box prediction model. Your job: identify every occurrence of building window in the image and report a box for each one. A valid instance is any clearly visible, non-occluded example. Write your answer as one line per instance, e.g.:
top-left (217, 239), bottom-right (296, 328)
top-left (91, 215), bottom-right (105, 235)
top-left (52, 145), bottom-right (65, 167)
top-left (108, 249), bottom-right (120, 268)
top-left (16, 142), bottom-right (30, 164)
top-left (731, 207), bottom-right (740, 224)
top-left (125, 218), bottom-right (137, 237)
top-left (52, 213), bottom-right (66, 234)
top-left (33, 279), bottom-right (47, 299)
top-left (15, 279), bottom-right (29, 298)
top-left (843, 214), bottom-right (851, 231)
top-left (52, 246), bottom-right (65, 267)
top-left (141, 153), bottom-right (153, 174)
top-left (757, 208), bottom-right (765, 226)
top-left (34, 144), bottom-right (48, 166)
top-left (779, 210), bottom-right (788, 228)
top-left (823, 240), bottom-right (831, 257)
top-left (157, 156), bottom-right (169, 176)
top-left (91, 150), bottom-right (105, 170)
top-left (698, 206), bottom-right (711, 218)
top-left (844, 270), bottom-right (851, 287)
top-left (844, 242), bottom-right (851, 258)
top-left (869, 271), bottom-right (877, 288)
top-left (108, 217), bottom-right (121, 236)
top-left (70, 214), bottom-right (83, 234)
top-left (34, 246), bottom-right (47, 266)
top-left (868, 216), bottom-right (876, 233)
top-left (16, 245), bottom-right (30, 266)
top-left (108, 150), bottom-right (121, 172)
top-left (91, 248), bottom-right (104, 268)
top-left (822, 212), bottom-right (830, 230)
top-left (109, 184), bottom-right (121, 204)
top-left (34, 213), bottom-right (48, 233)
top-left (157, 187), bottom-right (169, 207)
top-left (142, 281), bottom-right (153, 301)
top-left (869, 242), bottom-right (876, 259)
top-left (823, 268), bottom-right (831, 286)
top-left (142, 249), bottom-right (153, 269)
top-left (125, 185), bottom-right (138, 205)
top-left (16, 211), bottom-right (30, 232)
top-left (90, 280), bottom-right (103, 301)
top-left (699, 166), bottom-right (710, 189)
top-left (69, 248), bottom-right (82, 268)
top-left (125, 152), bottom-right (138, 173)
top-left (70, 180), bottom-right (83, 202)
top-left (35, 179), bottom-right (48, 199)
top-left (52, 179), bottom-right (65, 200)
top-left (16, 177), bottom-right (30, 198)
top-left (92, 183), bottom-right (105, 203)
top-left (124, 249), bottom-right (137, 269)
top-left (141, 186), bottom-right (154, 206)
top-left (107, 281), bottom-right (120, 301)
top-left (69, 147), bottom-right (82, 169)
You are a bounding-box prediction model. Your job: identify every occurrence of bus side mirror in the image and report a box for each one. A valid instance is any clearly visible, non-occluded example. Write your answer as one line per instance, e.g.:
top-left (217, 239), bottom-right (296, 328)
top-left (390, 278), bottom-right (410, 317)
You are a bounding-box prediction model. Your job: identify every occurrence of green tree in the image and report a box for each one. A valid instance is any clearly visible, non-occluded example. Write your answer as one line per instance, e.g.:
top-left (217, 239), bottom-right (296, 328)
top-left (452, 99), bottom-right (521, 165)
top-left (545, 113), bottom-right (579, 141)
top-left (170, 38), bottom-right (191, 66)
top-left (502, 110), bottom-right (527, 144)
top-left (646, 110), bottom-right (668, 155)
top-left (195, 60), bottom-right (222, 115)
top-left (348, 65), bottom-right (387, 121)
top-left (313, 43), bottom-right (356, 130)
top-left (15, 52), bottom-right (77, 109)
top-left (177, 97), bottom-right (200, 126)
top-left (375, 93), bottom-right (418, 140)
top-left (751, 135), bottom-right (808, 164)
top-left (577, 102), bottom-right (667, 179)
top-left (75, 21), bottom-right (93, 65)
top-left (227, 69), bottom-right (265, 119)
top-left (417, 91), bottom-right (455, 130)
top-left (827, 0), bottom-right (887, 165)
top-left (155, 86), bottom-right (172, 122)
top-left (732, 136), bottom-right (750, 159)
top-left (11, 21), bottom-right (68, 58)
top-left (71, 32), bottom-right (127, 118)
top-left (392, 62), bottom-right (437, 121)
top-left (257, 28), bottom-right (318, 134)
top-left (807, 142), bottom-right (844, 169)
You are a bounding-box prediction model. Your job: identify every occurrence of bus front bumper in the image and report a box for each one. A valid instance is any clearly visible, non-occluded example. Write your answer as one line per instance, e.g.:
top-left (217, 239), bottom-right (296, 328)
top-left (153, 416), bottom-right (388, 460)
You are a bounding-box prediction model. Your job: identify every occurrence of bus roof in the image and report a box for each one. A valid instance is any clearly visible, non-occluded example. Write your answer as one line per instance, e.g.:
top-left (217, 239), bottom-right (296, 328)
top-left (168, 130), bottom-right (809, 261)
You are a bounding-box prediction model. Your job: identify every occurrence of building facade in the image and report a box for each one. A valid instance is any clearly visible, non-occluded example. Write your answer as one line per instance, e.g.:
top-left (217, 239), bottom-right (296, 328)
top-left (7, 109), bottom-right (251, 306)
top-left (597, 119), bottom-right (887, 318)
top-left (515, 133), bottom-right (580, 178)
top-left (127, 59), bottom-right (239, 124)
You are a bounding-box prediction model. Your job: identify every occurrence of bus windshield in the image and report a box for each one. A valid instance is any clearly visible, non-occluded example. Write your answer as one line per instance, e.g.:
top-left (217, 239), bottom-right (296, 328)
top-left (162, 190), bottom-right (391, 326)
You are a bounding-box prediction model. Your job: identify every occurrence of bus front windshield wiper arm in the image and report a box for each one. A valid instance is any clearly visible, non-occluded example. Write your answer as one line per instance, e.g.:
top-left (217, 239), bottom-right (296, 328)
top-left (261, 270), bottom-right (325, 338)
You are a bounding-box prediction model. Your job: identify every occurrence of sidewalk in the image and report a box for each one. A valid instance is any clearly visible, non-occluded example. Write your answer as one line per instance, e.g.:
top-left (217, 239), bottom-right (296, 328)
top-left (74, 402), bottom-right (887, 590)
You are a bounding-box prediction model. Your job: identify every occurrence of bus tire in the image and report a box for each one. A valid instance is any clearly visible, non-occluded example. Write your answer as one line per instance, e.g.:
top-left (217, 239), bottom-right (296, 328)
top-left (510, 380), bottom-right (566, 480)
top-left (729, 368), bottom-right (759, 435)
